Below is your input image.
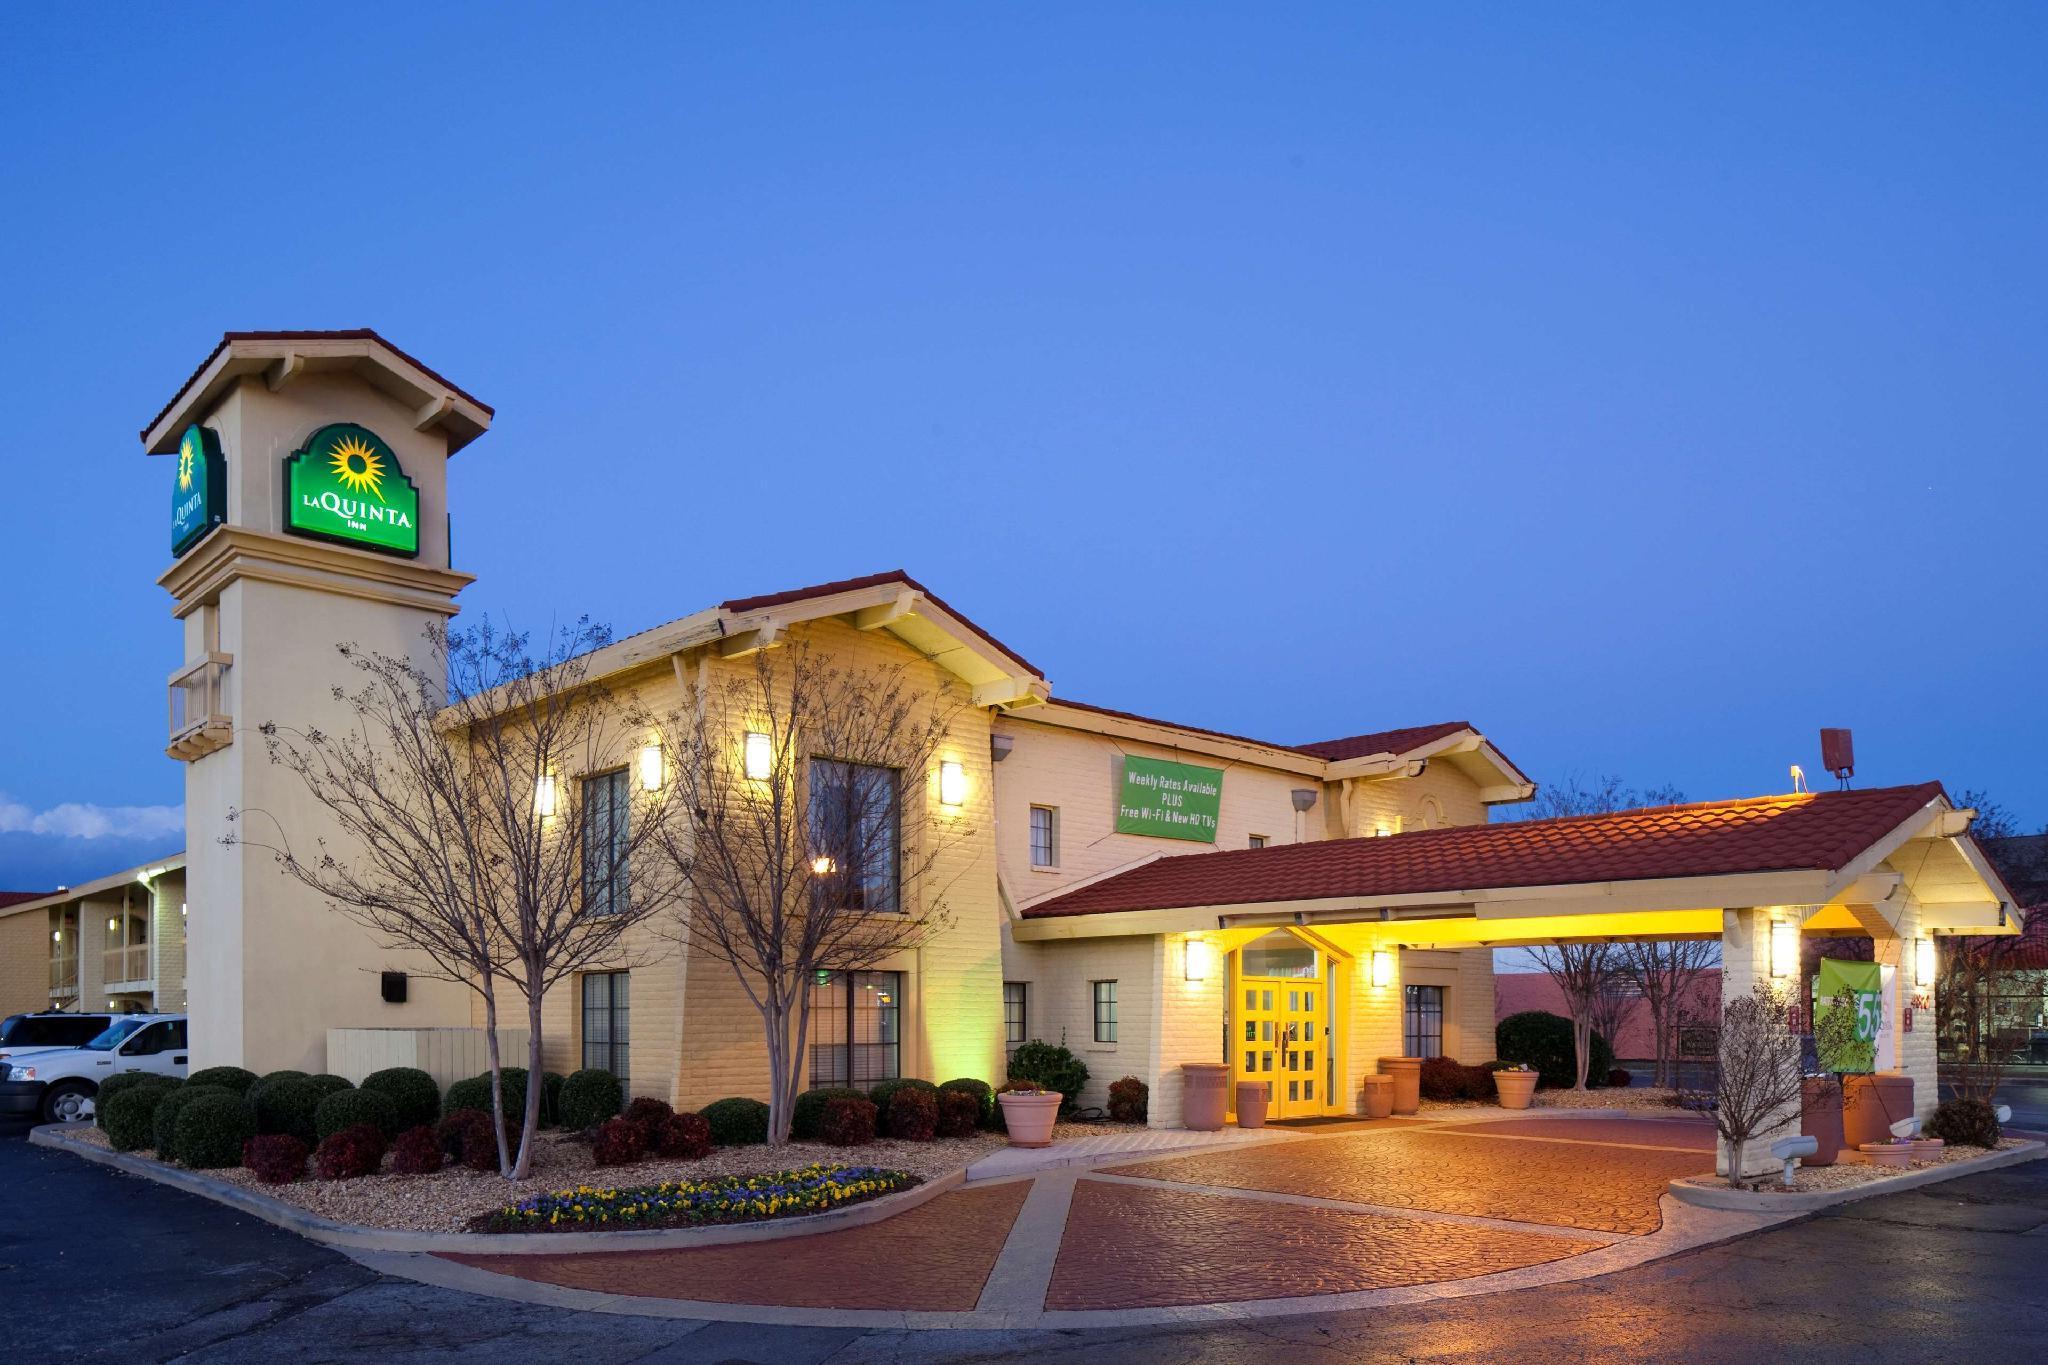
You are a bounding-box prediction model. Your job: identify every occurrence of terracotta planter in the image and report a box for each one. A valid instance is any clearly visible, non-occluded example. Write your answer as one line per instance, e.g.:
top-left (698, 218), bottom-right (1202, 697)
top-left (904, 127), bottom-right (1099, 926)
top-left (1180, 1062), bottom-right (1229, 1132)
top-left (1800, 1076), bottom-right (1844, 1167)
top-left (1361, 1074), bottom-right (1394, 1119)
top-left (1857, 1142), bottom-right (1914, 1168)
top-left (1494, 1070), bottom-right (1539, 1110)
top-left (1842, 1074), bottom-right (1915, 1149)
top-left (1377, 1056), bottom-right (1422, 1115)
top-left (997, 1091), bottom-right (1062, 1148)
top-left (1907, 1138), bottom-right (1946, 1160)
top-left (1235, 1080), bottom-right (1269, 1129)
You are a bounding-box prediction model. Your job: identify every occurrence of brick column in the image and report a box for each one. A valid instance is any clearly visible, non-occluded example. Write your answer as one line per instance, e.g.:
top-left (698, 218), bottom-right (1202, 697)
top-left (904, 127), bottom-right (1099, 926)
top-left (1151, 933), bottom-right (1224, 1128)
top-left (1718, 906), bottom-right (1801, 1177)
top-left (1870, 896), bottom-right (1938, 1125)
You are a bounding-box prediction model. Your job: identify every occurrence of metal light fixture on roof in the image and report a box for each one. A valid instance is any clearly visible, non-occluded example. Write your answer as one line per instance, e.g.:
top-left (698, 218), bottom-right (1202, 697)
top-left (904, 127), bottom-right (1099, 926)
top-left (743, 731), bottom-right (773, 781)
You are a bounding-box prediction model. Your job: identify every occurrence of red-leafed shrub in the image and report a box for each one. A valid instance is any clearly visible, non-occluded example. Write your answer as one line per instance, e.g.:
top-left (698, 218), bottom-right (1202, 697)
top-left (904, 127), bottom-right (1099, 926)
top-left (936, 1089), bottom-right (981, 1139)
top-left (1607, 1068), bottom-right (1633, 1088)
top-left (593, 1116), bottom-right (646, 1167)
top-left (1461, 1065), bottom-right (1498, 1101)
top-left (887, 1086), bottom-right (938, 1141)
top-left (652, 1111), bottom-right (712, 1160)
top-left (389, 1125), bottom-right (444, 1175)
top-left (314, 1123), bottom-right (387, 1180)
top-left (821, 1094), bottom-right (877, 1147)
top-left (241, 1134), bottom-right (309, 1185)
top-left (1418, 1056), bottom-right (1467, 1101)
top-left (623, 1096), bottom-right (674, 1137)
top-left (1107, 1076), bottom-right (1149, 1124)
top-left (436, 1109), bottom-right (504, 1173)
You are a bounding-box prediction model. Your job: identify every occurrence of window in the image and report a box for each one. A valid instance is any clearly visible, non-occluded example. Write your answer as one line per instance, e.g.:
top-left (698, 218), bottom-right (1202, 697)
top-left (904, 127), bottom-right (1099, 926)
top-left (809, 759), bottom-right (900, 911)
top-left (809, 970), bottom-right (902, 1085)
top-left (1029, 806), bottom-right (1059, 868)
top-left (121, 1019), bottom-right (186, 1055)
top-left (1404, 984), bottom-right (1444, 1058)
top-left (1003, 981), bottom-right (1028, 1052)
top-left (1248, 834), bottom-right (1268, 849)
top-left (1092, 980), bottom-right (1118, 1044)
top-left (582, 971), bottom-right (630, 1087)
top-left (582, 768), bottom-right (631, 916)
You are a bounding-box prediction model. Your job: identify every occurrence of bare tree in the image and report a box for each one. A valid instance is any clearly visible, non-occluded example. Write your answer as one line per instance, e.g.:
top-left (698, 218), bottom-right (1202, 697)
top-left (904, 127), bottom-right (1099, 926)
top-left (1614, 939), bottom-right (1721, 1087)
top-left (1936, 911), bottom-right (2030, 1106)
top-left (1528, 942), bottom-right (1625, 1090)
top-left (652, 639), bottom-right (967, 1145)
top-left (1513, 772), bottom-right (1687, 822)
top-left (232, 618), bottom-right (687, 1178)
top-left (1713, 981), bottom-right (1808, 1186)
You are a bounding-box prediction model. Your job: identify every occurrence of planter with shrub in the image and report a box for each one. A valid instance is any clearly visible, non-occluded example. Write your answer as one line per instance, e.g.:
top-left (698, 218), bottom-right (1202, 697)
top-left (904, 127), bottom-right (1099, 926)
top-left (699, 1097), bottom-right (770, 1146)
top-left (1493, 1065), bottom-right (1539, 1110)
top-left (174, 1090), bottom-right (256, 1169)
top-left (558, 1068), bottom-right (624, 1131)
top-left (314, 1122), bottom-right (387, 1179)
top-left (360, 1067), bottom-right (441, 1131)
top-left (821, 1095), bottom-right (877, 1147)
top-left (242, 1134), bottom-right (310, 1184)
top-left (314, 1087), bottom-right (400, 1142)
top-left (1107, 1076), bottom-right (1149, 1124)
top-left (996, 1081), bottom-right (1061, 1147)
top-left (1007, 1042), bottom-right (1088, 1115)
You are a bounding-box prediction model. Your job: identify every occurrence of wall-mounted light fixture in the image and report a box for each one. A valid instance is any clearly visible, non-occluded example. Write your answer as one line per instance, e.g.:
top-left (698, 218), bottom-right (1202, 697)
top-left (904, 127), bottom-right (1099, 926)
top-left (1915, 936), bottom-right (1936, 988)
top-left (1185, 937), bottom-right (1213, 982)
top-left (637, 742), bottom-right (664, 792)
top-left (939, 760), bottom-right (967, 807)
top-left (534, 774), bottom-right (558, 819)
top-left (743, 731), bottom-right (773, 781)
top-left (51, 929), bottom-right (61, 943)
top-left (1770, 919), bottom-right (1798, 979)
top-left (107, 917), bottom-right (118, 933)
top-left (1371, 948), bottom-right (1394, 989)
top-left (180, 902), bottom-right (187, 919)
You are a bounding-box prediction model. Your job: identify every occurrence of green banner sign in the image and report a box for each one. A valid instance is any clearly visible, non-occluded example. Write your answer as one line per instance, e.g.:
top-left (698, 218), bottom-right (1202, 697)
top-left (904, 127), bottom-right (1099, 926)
top-left (171, 423), bottom-right (226, 556)
top-left (1814, 958), bottom-right (1883, 1074)
top-left (284, 423), bottom-right (420, 557)
top-left (1115, 755), bottom-right (1223, 842)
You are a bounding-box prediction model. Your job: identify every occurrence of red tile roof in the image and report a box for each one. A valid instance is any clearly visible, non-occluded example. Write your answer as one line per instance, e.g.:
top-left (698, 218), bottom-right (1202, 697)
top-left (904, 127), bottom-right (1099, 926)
top-left (1294, 722), bottom-right (1475, 762)
top-left (0, 891), bottom-right (54, 910)
top-left (718, 569), bottom-right (1044, 679)
top-left (1024, 782), bottom-right (1948, 919)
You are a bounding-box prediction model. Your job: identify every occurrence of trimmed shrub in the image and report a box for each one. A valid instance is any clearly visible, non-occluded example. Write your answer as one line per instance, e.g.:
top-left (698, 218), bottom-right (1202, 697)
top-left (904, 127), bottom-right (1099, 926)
top-left (936, 1088), bottom-right (981, 1139)
top-left (887, 1086), bottom-right (938, 1141)
top-left (1495, 1011), bottom-right (1614, 1090)
top-left (623, 1096), bottom-right (674, 1138)
top-left (1008, 1041), bottom-right (1089, 1114)
top-left (699, 1097), bottom-right (770, 1146)
top-left (443, 1074), bottom-right (494, 1119)
top-left (308, 1074), bottom-right (355, 1100)
top-left (1107, 1076), bottom-right (1149, 1124)
top-left (559, 1068), bottom-right (624, 1132)
top-left (241, 1134), bottom-right (309, 1184)
top-left (154, 1083), bottom-right (224, 1155)
top-left (820, 1094), bottom-right (878, 1147)
top-left (95, 1072), bottom-right (175, 1133)
top-left (360, 1067), bottom-right (441, 1131)
top-left (102, 1082), bottom-right (175, 1153)
top-left (1419, 1056), bottom-right (1468, 1102)
top-left (174, 1090), bottom-right (256, 1169)
top-left (1607, 1068), bottom-right (1634, 1088)
top-left (248, 1077), bottom-right (325, 1142)
top-left (389, 1124), bottom-right (444, 1175)
top-left (185, 1066), bottom-right (259, 1095)
top-left (867, 1077), bottom-right (939, 1117)
top-left (1926, 1097), bottom-right (2001, 1148)
top-left (939, 1078), bottom-right (996, 1130)
top-left (314, 1122), bottom-right (387, 1180)
top-left (653, 1111), bottom-right (713, 1160)
top-left (315, 1087), bottom-right (400, 1142)
top-left (540, 1070), bottom-right (566, 1127)
top-left (436, 1109), bottom-right (504, 1173)
top-left (593, 1116), bottom-right (647, 1167)
top-left (792, 1087), bottom-right (866, 1141)
top-left (1460, 1064), bottom-right (1499, 1101)
top-left (253, 1069), bottom-right (310, 1090)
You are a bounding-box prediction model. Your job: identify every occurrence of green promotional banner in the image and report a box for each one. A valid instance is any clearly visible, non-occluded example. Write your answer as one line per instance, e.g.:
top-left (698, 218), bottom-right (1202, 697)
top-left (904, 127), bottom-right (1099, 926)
top-left (284, 423), bottom-right (420, 557)
top-left (1115, 755), bottom-right (1223, 842)
top-left (171, 423), bottom-right (226, 555)
top-left (1814, 958), bottom-right (1883, 1074)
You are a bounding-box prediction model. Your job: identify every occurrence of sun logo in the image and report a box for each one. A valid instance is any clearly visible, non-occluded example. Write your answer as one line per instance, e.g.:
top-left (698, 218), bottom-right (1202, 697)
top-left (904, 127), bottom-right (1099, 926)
top-left (177, 436), bottom-right (196, 492)
top-left (327, 433), bottom-right (386, 499)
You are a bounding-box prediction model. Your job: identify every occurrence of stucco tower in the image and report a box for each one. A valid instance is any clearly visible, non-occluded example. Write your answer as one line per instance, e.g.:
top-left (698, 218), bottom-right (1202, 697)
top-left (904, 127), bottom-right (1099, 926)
top-left (147, 331), bottom-right (493, 1071)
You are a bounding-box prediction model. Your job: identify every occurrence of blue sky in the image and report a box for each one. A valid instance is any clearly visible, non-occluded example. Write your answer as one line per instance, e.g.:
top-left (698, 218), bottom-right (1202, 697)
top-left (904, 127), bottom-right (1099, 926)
top-left (2, 5), bottom-right (2043, 888)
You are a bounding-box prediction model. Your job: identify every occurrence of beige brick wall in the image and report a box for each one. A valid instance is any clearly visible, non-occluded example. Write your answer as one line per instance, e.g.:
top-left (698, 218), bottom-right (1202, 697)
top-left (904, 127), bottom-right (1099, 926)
top-left (150, 873), bottom-right (187, 1012)
top-left (1333, 761), bottom-right (1490, 838)
top-left (1009, 934), bottom-right (1159, 1113)
top-left (1400, 948), bottom-right (1499, 1063)
top-left (0, 909), bottom-right (47, 1018)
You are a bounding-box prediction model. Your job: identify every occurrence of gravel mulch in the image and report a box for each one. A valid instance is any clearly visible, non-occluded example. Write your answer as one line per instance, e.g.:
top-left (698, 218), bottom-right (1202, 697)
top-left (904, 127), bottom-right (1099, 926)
top-left (1418, 1087), bottom-right (1694, 1115)
top-left (62, 1124), bottom-right (1008, 1233)
top-left (1675, 1137), bottom-right (2031, 1195)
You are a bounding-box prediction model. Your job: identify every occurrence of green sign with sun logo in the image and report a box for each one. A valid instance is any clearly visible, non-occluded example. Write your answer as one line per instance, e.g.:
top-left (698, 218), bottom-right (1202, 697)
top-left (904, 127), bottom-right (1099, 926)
top-left (171, 423), bottom-right (227, 556)
top-left (284, 423), bottom-right (420, 557)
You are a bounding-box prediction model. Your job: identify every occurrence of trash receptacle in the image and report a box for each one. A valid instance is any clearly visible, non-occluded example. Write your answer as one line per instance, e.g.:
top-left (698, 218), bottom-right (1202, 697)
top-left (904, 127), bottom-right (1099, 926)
top-left (1181, 1062), bottom-right (1229, 1132)
top-left (1235, 1080), bottom-right (1269, 1129)
top-left (1361, 1074), bottom-right (1394, 1119)
top-left (1378, 1056), bottom-right (1422, 1115)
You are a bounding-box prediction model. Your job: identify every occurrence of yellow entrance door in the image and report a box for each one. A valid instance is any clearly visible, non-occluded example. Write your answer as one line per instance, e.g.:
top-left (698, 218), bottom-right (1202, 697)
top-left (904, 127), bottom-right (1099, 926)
top-left (1236, 969), bottom-right (1329, 1118)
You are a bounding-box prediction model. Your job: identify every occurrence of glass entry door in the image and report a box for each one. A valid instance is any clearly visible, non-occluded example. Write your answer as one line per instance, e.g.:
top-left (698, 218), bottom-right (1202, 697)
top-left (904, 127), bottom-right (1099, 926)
top-left (1233, 930), bottom-right (1334, 1120)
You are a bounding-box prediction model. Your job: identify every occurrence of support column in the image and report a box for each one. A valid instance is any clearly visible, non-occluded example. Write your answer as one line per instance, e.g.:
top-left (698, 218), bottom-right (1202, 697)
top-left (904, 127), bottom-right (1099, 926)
top-left (1871, 896), bottom-right (1939, 1125)
top-left (1718, 906), bottom-right (1801, 1177)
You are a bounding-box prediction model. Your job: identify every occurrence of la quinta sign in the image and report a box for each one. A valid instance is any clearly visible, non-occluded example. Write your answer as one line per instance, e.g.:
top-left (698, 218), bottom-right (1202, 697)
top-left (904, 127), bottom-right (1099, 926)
top-left (171, 423), bottom-right (226, 555)
top-left (284, 423), bottom-right (420, 557)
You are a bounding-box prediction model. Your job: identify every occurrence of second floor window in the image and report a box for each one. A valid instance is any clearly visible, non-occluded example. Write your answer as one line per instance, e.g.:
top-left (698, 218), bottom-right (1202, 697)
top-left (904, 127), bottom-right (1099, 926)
top-left (1248, 834), bottom-right (1268, 849)
top-left (582, 768), bottom-right (630, 916)
top-left (1029, 806), bottom-right (1059, 868)
top-left (809, 759), bottom-right (900, 912)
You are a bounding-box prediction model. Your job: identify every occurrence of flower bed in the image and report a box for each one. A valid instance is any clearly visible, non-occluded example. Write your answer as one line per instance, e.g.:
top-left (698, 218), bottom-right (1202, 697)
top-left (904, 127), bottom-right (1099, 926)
top-left (476, 1163), bottom-right (916, 1233)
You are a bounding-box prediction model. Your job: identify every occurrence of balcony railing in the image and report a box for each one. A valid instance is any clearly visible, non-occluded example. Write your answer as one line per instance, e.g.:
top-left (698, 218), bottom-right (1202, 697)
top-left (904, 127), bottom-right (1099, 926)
top-left (103, 944), bottom-right (149, 986)
top-left (49, 957), bottom-right (77, 993)
top-left (168, 652), bottom-right (233, 761)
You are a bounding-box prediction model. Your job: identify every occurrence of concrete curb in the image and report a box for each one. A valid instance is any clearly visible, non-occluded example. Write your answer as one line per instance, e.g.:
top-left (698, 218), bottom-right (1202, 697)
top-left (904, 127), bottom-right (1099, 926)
top-left (1666, 1139), bottom-right (2046, 1213)
top-left (28, 1123), bottom-right (964, 1255)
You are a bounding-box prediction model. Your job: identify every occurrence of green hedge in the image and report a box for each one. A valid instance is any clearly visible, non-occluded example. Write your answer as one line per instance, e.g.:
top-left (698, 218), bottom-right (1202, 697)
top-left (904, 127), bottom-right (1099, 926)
top-left (314, 1087), bottom-right (401, 1141)
top-left (184, 1066), bottom-right (259, 1095)
top-left (94, 1072), bottom-right (175, 1130)
top-left (445, 1066), bottom-right (551, 1125)
top-left (102, 1083), bottom-right (175, 1152)
top-left (248, 1076), bottom-right (325, 1142)
top-left (359, 1067), bottom-right (440, 1131)
top-left (175, 1090), bottom-right (255, 1169)
top-left (558, 1069), bottom-right (624, 1131)
top-left (153, 1083), bottom-right (221, 1154)
top-left (1495, 1011), bottom-right (1614, 1089)
top-left (698, 1097), bottom-right (770, 1146)
top-left (792, 1087), bottom-right (867, 1141)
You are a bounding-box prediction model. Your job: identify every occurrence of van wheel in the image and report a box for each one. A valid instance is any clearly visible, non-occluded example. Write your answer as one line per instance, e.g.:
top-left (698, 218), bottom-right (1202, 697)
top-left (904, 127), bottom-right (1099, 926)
top-left (41, 1081), bottom-right (94, 1125)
